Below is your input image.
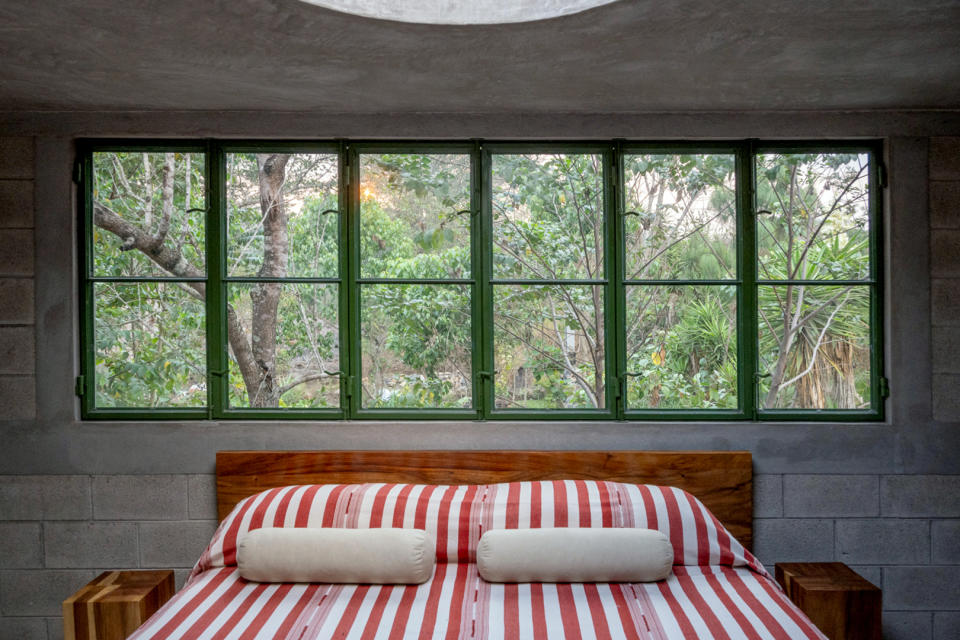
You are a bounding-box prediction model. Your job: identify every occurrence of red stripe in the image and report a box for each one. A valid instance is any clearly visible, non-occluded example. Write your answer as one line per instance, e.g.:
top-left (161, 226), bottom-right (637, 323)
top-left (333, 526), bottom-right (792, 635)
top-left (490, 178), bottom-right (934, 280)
top-left (658, 487), bottom-right (685, 564)
top-left (456, 485), bottom-right (479, 562)
top-left (682, 491), bottom-right (710, 566)
top-left (673, 567), bottom-right (731, 639)
top-left (656, 579), bottom-right (698, 638)
top-left (720, 567), bottom-right (791, 637)
top-left (574, 480), bottom-right (591, 527)
top-left (414, 485), bottom-right (438, 530)
top-left (701, 568), bottom-right (761, 637)
top-left (596, 482), bottom-right (613, 528)
top-left (443, 562), bottom-right (471, 640)
top-left (391, 484), bottom-right (416, 528)
top-left (417, 563), bottom-right (449, 640)
top-left (702, 502), bottom-right (736, 568)
top-left (294, 485), bottom-right (324, 527)
top-left (320, 485), bottom-right (348, 527)
top-left (236, 583), bottom-right (295, 640)
top-left (635, 485), bottom-right (658, 531)
top-left (149, 569), bottom-right (235, 637)
top-left (582, 584), bottom-right (613, 640)
top-left (505, 483), bottom-right (520, 529)
top-left (530, 483), bottom-right (542, 528)
top-left (272, 486), bottom-right (297, 527)
top-left (529, 583), bottom-right (548, 638)
top-left (503, 584), bottom-right (520, 639)
top-left (369, 483), bottom-right (396, 528)
top-left (330, 585), bottom-right (371, 638)
top-left (553, 480), bottom-right (569, 527)
top-left (386, 586), bottom-right (419, 640)
top-left (751, 569), bottom-right (826, 639)
top-left (608, 585), bottom-right (643, 640)
top-left (359, 585), bottom-right (395, 640)
top-left (555, 584), bottom-right (583, 639)
top-left (221, 493), bottom-right (263, 566)
top-left (434, 486), bottom-right (458, 562)
top-left (248, 487), bottom-right (284, 531)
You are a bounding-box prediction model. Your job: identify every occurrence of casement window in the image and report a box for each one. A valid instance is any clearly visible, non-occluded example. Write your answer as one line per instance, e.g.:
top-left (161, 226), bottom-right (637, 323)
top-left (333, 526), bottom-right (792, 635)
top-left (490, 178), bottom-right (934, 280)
top-left (78, 140), bottom-right (884, 420)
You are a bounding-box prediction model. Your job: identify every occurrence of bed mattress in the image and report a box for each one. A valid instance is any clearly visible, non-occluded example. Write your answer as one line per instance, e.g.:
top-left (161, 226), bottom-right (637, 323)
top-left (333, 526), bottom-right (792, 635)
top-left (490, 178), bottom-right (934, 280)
top-left (130, 563), bottom-right (824, 639)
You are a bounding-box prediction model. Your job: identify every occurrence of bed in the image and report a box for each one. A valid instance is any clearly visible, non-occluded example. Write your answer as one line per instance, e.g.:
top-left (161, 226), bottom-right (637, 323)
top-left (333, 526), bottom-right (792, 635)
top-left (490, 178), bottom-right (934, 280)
top-left (129, 450), bottom-right (826, 640)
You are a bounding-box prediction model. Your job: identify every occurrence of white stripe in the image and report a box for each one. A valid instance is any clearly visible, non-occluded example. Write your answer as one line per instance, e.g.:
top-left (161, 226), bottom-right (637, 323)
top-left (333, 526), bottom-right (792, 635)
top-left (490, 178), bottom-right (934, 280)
top-left (401, 484), bottom-right (426, 529)
top-left (570, 583), bottom-right (599, 640)
top-left (517, 583), bottom-right (535, 639)
top-left (540, 481), bottom-right (555, 527)
top-left (712, 568), bottom-right (777, 640)
top-left (540, 584), bottom-right (566, 640)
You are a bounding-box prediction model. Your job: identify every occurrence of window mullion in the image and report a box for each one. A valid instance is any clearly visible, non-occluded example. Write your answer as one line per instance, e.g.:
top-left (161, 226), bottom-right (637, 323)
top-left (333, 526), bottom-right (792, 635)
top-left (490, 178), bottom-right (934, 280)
top-left (739, 142), bottom-right (758, 419)
top-left (344, 143), bottom-right (361, 418)
top-left (606, 144), bottom-right (623, 419)
top-left (206, 141), bottom-right (226, 419)
top-left (478, 145), bottom-right (495, 419)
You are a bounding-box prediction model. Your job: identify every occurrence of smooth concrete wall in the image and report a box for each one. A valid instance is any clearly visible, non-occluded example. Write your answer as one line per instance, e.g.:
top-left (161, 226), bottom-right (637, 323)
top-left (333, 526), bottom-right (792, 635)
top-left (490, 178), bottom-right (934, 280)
top-left (1, 111), bottom-right (959, 640)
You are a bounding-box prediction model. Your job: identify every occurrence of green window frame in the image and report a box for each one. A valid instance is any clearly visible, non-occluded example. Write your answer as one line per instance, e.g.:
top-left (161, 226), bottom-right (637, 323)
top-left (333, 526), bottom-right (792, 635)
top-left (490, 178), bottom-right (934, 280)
top-left (77, 139), bottom-right (885, 421)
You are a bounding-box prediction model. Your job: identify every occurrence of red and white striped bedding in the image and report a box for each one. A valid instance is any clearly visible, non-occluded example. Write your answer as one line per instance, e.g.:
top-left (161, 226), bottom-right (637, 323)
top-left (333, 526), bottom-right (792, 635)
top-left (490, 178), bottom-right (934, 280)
top-left (130, 482), bottom-right (825, 639)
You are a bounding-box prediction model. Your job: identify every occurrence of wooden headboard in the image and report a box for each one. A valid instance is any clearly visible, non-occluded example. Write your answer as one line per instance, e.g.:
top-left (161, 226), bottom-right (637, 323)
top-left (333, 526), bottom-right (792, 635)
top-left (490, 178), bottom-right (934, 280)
top-left (216, 450), bottom-right (753, 550)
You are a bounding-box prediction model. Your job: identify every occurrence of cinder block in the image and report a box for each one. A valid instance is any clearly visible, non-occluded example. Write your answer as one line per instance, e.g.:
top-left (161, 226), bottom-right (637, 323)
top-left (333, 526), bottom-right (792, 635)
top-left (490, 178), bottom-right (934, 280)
top-left (932, 278), bottom-right (960, 327)
top-left (935, 612), bottom-right (960, 640)
top-left (0, 279), bottom-right (34, 324)
top-left (174, 569), bottom-right (192, 591)
top-left (836, 519), bottom-right (929, 565)
top-left (0, 616), bottom-right (47, 640)
top-left (0, 230), bottom-right (34, 276)
top-left (0, 180), bottom-right (34, 229)
top-left (0, 138), bottom-right (35, 180)
top-left (0, 476), bottom-right (91, 520)
top-left (753, 475), bottom-right (782, 518)
top-left (0, 326), bottom-right (35, 375)
top-left (0, 569), bottom-right (96, 616)
top-left (0, 376), bottom-right (36, 420)
top-left (92, 475), bottom-right (188, 520)
top-left (752, 518), bottom-right (834, 568)
top-left (882, 475), bottom-right (960, 517)
top-left (46, 616), bottom-right (63, 640)
top-left (139, 521), bottom-right (217, 568)
top-left (932, 230), bottom-right (960, 278)
top-left (930, 137), bottom-right (960, 181)
top-left (0, 523), bottom-right (42, 569)
top-left (783, 475), bottom-right (878, 517)
top-left (933, 374), bottom-right (960, 421)
top-left (885, 566), bottom-right (960, 610)
top-left (188, 475), bottom-right (217, 520)
top-left (931, 181), bottom-right (960, 229)
top-left (932, 520), bottom-right (960, 563)
top-left (933, 326), bottom-right (960, 373)
top-left (43, 522), bottom-right (138, 569)
top-left (884, 612), bottom-right (932, 640)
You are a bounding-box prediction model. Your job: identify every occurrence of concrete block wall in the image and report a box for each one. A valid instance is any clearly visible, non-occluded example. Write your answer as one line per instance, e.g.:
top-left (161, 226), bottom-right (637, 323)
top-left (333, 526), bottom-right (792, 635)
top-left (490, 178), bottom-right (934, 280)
top-left (0, 475), bottom-right (217, 640)
top-left (0, 137), bottom-right (36, 421)
top-left (0, 125), bottom-right (958, 640)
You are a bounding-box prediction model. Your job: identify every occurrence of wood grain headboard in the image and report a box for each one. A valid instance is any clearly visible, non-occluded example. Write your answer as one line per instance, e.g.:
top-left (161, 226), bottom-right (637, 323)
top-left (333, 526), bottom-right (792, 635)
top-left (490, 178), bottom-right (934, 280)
top-left (216, 450), bottom-right (753, 550)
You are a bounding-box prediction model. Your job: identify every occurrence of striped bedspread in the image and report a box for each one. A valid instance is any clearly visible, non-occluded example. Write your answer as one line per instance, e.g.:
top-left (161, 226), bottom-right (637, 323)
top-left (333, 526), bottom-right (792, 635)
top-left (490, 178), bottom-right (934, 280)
top-left (129, 482), bottom-right (827, 639)
top-left (130, 564), bottom-right (824, 639)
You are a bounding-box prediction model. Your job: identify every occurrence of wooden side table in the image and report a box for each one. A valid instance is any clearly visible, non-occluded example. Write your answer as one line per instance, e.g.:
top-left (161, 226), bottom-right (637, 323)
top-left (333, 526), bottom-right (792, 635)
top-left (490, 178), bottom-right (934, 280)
top-left (63, 570), bottom-right (175, 640)
top-left (775, 562), bottom-right (881, 640)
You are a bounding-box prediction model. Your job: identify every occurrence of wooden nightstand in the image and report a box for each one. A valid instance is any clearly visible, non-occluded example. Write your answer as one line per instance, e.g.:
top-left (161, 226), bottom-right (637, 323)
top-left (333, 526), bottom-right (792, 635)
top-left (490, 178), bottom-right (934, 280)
top-left (63, 570), bottom-right (175, 640)
top-left (775, 562), bottom-right (881, 640)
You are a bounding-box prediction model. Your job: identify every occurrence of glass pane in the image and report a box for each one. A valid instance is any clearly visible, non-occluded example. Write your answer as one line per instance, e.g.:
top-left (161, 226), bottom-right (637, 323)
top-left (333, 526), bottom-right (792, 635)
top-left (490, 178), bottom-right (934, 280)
top-left (756, 153), bottom-right (871, 281)
top-left (493, 285), bottom-right (604, 410)
top-left (360, 154), bottom-right (471, 279)
top-left (624, 285), bottom-right (737, 410)
top-left (92, 151), bottom-right (205, 277)
top-left (360, 284), bottom-right (472, 409)
top-left (93, 282), bottom-right (205, 408)
top-left (227, 283), bottom-right (340, 409)
top-left (492, 153), bottom-right (604, 280)
top-left (624, 154), bottom-right (736, 280)
top-left (758, 284), bottom-right (872, 409)
top-left (226, 153), bottom-right (339, 278)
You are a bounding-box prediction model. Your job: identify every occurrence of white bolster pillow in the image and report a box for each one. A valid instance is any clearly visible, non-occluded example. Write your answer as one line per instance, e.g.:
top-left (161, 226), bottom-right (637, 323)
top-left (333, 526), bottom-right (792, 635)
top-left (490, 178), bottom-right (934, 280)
top-left (237, 528), bottom-right (435, 584)
top-left (477, 528), bottom-right (673, 583)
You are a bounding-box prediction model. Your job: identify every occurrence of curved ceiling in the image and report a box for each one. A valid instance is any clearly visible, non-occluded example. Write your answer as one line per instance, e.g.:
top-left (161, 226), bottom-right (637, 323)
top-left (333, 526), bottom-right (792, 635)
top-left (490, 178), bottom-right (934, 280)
top-left (298, 0), bottom-right (619, 24)
top-left (1, 0), bottom-right (959, 113)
